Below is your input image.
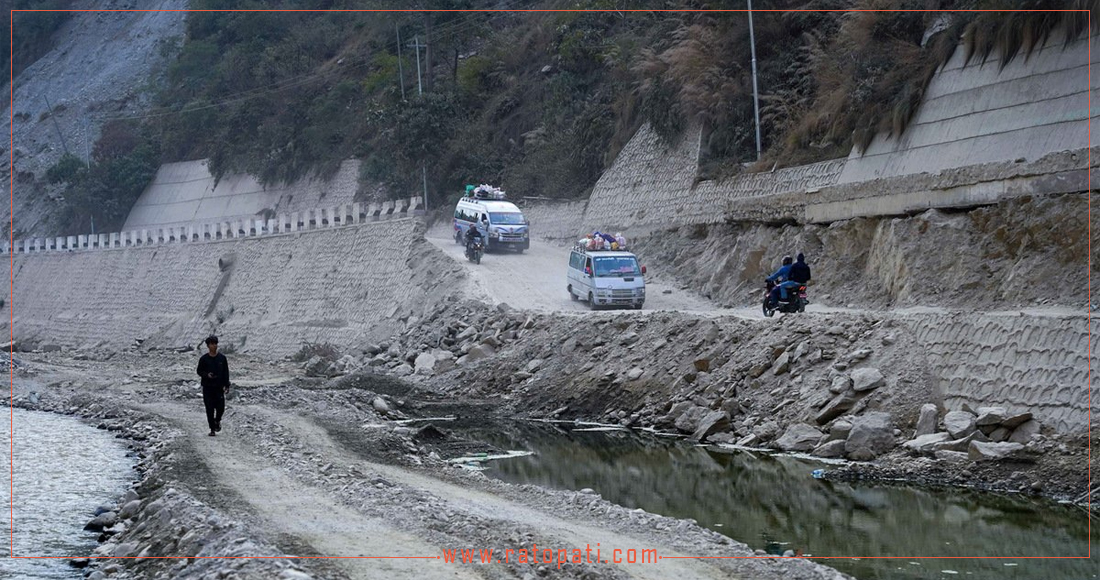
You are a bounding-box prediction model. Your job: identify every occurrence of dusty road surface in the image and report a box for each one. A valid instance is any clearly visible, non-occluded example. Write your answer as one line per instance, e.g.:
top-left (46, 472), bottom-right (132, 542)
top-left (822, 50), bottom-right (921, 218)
top-left (426, 230), bottom-right (718, 314)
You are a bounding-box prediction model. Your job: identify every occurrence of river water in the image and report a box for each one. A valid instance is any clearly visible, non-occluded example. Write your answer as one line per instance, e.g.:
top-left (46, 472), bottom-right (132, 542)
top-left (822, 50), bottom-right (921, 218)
top-left (1, 408), bottom-right (135, 579)
top-left (464, 421), bottom-right (1098, 580)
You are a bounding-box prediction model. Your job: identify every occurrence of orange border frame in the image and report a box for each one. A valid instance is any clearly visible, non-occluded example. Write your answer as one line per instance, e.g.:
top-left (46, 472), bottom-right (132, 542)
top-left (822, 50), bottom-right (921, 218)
top-left (5, 5), bottom-right (1094, 567)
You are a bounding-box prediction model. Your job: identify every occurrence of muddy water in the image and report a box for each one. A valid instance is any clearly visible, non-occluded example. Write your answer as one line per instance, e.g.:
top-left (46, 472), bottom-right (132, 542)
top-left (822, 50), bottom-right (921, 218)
top-left (464, 422), bottom-right (1098, 580)
top-left (1, 408), bottom-right (135, 579)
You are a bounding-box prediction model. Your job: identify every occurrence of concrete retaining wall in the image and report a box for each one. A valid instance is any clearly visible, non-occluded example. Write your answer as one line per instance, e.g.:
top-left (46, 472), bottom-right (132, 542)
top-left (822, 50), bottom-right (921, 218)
top-left (2, 197), bottom-right (423, 256)
top-left (569, 31), bottom-right (1096, 234)
top-left (122, 159), bottom-right (363, 231)
top-left (836, 32), bottom-right (1098, 185)
top-left (898, 312), bottom-right (1090, 433)
top-left (6, 217), bottom-right (438, 357)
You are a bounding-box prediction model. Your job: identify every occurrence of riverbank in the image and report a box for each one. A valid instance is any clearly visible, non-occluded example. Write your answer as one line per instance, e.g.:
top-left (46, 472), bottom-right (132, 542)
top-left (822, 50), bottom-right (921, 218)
top-left (11, 349), bottom-right (854, 580)
top-left (373, 297), bottom-right (1093, 506)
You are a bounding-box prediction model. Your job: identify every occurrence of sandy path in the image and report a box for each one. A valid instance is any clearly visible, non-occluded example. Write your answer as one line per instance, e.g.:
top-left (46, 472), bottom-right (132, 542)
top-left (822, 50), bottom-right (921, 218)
top-left (139, 402), bottom-right (480, 580)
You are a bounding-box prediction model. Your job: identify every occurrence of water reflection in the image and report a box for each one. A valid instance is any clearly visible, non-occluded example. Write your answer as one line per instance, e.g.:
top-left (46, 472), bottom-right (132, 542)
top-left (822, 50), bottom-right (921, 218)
top-left (1, 408), bottom-right (134, 579)
top-left (464, 421), bottom-right (1098, 580)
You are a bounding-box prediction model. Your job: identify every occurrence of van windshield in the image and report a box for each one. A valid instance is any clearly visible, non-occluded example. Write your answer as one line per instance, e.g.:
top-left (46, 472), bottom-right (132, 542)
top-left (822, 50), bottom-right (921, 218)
top-left (489, 212), bottom-right (525, 225)
top-left (593, 256), bottom-right (640, 277)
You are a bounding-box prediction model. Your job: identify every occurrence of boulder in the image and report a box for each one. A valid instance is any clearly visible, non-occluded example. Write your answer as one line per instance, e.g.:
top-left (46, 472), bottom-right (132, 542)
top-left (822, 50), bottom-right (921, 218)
top-left (693, 358), bottom-right (710, 372)
top-left (524, 359), bottom-right (544, 373)
top-left (372, 397), bottom-right (391, 414)
top-left (914, 404), bottom-right (938, 437)
top-left (775, 424), bottom-right (824, 452)
top-left (83, 511), bottom-right (117, 532)
top-left (751, 419), bottom-right (780, 443)
top-left (944, 411), bottom-right (977, 439)
top-left (1001, 412), bottom-right (1033, 429)
top-left (850, 368), bottom-right (885, 392)
top-left (771, 352), bottom-right (791, 375)
top-left (413, 353), bottom-right (437, 375)
top-left (735, 433), bottom-right (759, 447)
top-left (988, 427), bottom-right (1011, 442)
top-left (118, 500), bottom-right (141, 520)
top-left (626, 368), bottom-right (644, 381)
top-left (1008, 419), bottom-right (1041, 444)
top-left (902, 432), bottom-right (952, 455)
top-left (660, 401), bottom-right (694, 427)
top-left (689, 411), bottom-right (731, 442)
top-left (829, 375), bottom-right (851, 394)
top-left (815, 391), bottom-right (860, 424)
top-left (673, 405), bottom-right (710, 434)
top-left (456, 326), bottom-right (478, 340)
top-left (968, 441), bottom-right (1026, 462)
top-left (844, 412), bottom-right (895, 461)
top-left (975, 407), bottom-right (1007, 427)
top-left (464, 344), bottom-right (495, 362)
top-left (811, 440), bottom-right (847, 458)
top-left (620, 332), bottom-right (640, 346)
top-left (826, 420), bottom-right (853, 442)
top-left (392, 363), bottom-right (413, 377)
top-left (930, 431), bottom-right (989, 453)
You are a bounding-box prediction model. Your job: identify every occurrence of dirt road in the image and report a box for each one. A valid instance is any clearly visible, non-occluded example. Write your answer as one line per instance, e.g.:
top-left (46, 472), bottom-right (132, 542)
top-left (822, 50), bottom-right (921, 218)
top-left (425, 230), bottom-right (717, 314)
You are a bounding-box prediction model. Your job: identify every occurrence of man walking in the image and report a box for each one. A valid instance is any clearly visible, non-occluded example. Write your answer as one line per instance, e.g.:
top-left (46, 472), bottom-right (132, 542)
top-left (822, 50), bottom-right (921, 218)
top-left (196, 335), bottom-right (230, 437)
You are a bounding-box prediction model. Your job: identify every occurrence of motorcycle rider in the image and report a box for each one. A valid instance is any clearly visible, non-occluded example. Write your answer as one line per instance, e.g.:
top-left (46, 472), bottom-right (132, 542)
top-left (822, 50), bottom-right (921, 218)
top-left (464, 224), bottom-right (484, 259)
top-left (766, 255), bottom-right (796, 308)
top-left (789, 253), bottom-right (811, 286)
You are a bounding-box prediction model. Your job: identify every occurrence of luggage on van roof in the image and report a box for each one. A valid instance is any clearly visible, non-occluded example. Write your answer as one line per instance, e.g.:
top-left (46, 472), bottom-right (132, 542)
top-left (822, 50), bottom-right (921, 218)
top-left (466, 183), bottom-right (507, 200)
top-left (574, 231), bottom-right (628, 252)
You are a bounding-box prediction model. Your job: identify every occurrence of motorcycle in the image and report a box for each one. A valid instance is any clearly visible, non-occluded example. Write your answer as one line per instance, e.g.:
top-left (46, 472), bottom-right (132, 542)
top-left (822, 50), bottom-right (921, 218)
top-left (763, 279), bottom-right (807, 317)
top-left (465, 239), bottom-right (484, 265)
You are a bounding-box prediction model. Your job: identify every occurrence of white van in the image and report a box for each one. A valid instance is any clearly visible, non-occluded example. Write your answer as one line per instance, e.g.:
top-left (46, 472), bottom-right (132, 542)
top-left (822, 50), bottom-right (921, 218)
top-left (453, 196), bottom-right (530, 252)
top-left (567, 247), bottom-right (646, 309)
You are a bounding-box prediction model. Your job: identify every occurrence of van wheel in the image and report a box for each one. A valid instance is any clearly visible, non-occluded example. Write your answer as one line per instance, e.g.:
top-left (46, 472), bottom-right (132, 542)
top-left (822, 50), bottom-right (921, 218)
top-left (588, 292), bottom-right (597, 310)
top-left (568, 285), bottom-right (577, 301)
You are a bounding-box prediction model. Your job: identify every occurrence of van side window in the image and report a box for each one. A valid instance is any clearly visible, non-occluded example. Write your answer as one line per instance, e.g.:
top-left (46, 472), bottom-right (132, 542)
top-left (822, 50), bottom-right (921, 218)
top-left (570, 252), bottom-right (583, 270)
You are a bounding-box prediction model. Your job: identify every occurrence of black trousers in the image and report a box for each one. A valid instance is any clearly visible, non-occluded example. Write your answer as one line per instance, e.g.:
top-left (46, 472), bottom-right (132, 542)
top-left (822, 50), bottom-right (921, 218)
top-left (202, 387), bottom-right (225, 432)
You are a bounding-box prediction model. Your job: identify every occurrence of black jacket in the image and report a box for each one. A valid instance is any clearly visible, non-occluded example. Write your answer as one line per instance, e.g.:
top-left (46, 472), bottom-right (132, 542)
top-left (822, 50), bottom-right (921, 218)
top-left (789, 261), bottom-right (811, 284)
top-left (197, 353), bottom-right (230, 390)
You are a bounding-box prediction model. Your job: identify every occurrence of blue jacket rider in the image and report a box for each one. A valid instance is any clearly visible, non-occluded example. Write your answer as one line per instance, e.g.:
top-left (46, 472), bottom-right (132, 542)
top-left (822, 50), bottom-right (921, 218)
top-left (766, 255), bottom-right (800, 306)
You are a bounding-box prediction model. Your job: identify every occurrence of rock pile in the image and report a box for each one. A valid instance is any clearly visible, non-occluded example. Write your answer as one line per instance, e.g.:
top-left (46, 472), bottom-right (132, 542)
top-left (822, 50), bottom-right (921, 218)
top-left (901, 406), bottom-right (1041, 463)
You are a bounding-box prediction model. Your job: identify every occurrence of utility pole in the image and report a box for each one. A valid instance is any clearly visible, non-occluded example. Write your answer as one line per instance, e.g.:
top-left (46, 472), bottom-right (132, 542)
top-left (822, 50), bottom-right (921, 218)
top-left (747, 0), bottom-right (763, 161)
top-left (44, 96), bottom-right (70, 156)
top-left (396, 24), bottom-right (406, 101)
top-left (408, 35), bottom-right (429, 211)
top-left (408, 35), bottom-right (426, 96)
top-left (82, 114), bottom-right (91, 168)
